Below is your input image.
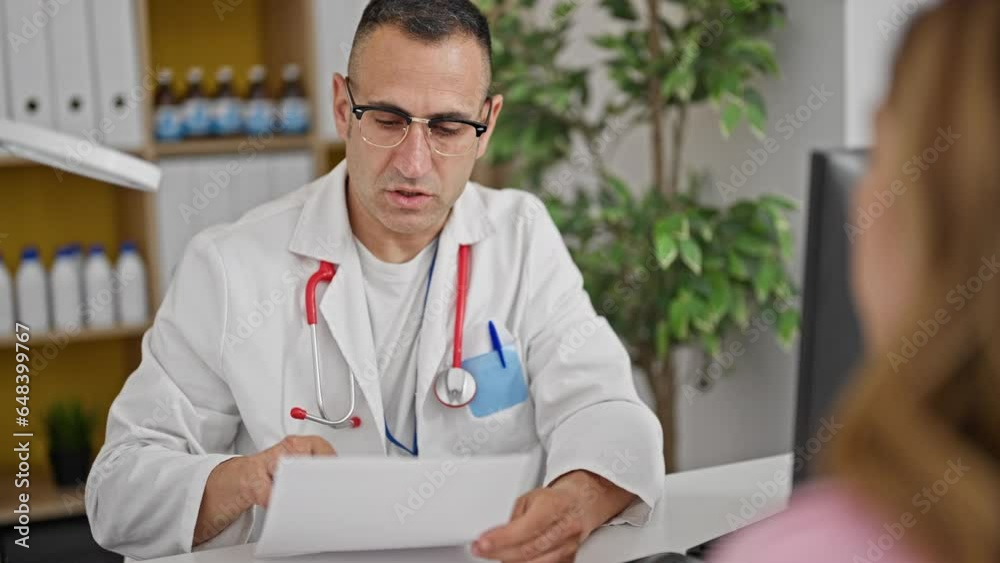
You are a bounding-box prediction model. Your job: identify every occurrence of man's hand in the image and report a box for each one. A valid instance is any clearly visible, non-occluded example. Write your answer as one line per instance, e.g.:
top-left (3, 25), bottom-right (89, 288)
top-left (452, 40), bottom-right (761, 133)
top-left (471, 470), bottom-right (636, 563)
top-left (193, 435), bottom-right (336, 546)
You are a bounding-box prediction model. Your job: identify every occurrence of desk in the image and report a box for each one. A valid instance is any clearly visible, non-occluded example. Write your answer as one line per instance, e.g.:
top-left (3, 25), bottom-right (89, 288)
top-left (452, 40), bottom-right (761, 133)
top-left (142, 454), bottom-right (792, 563)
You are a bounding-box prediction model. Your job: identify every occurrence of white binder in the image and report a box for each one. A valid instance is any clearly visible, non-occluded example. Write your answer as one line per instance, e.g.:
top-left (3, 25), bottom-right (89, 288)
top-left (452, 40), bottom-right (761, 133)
top-left (4, 0), bottom-right (55, 127)
top-left (89, 0), bottom-right (144, 149)
top-left (312, 0), bottom-right (367, 141)
top-left (49, 0), bottom-right (97, 137)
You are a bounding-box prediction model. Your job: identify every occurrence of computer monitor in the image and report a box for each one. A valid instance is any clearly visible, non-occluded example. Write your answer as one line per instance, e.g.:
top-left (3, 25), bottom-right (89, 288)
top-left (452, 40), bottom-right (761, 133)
top-left (792, 148), bottom-right (868, 484)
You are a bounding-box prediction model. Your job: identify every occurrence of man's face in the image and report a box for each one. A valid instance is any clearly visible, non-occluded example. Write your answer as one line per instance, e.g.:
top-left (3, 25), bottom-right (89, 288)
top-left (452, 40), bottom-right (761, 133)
top-left (333, 27), bottom-right (502, 237)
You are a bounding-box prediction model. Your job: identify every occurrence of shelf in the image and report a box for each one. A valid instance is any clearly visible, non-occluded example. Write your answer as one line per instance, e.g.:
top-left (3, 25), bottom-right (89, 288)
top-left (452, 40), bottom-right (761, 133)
top-left (0, 147), bottom-right (147, 169)
top-left (154, 134), bottom-right (314, 157)
top-left (0, 324), bottom-right (150, 349)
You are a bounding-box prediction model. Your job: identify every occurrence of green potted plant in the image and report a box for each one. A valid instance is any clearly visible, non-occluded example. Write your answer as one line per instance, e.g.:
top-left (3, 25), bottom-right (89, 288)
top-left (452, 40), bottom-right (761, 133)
top-left (45, 399), bottom-right (97, 486)
top-left (476, 0), bottom-right (798, 471)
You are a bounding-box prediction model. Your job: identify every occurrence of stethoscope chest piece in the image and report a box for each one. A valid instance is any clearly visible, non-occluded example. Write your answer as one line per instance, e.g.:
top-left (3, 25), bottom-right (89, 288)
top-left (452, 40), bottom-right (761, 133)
top-left (434, 367), bottom-right (477, 408)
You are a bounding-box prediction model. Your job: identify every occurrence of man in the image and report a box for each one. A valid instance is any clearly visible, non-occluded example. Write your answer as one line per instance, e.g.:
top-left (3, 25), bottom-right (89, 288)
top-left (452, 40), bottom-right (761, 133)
top-left (86, 1), bottom-right (663, 561)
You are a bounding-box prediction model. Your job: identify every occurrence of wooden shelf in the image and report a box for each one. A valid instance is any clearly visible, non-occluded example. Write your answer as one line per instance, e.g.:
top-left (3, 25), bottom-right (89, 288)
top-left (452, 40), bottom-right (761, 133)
top-left (154, 134), bottom-right (314, 157)
top-left (0, 470), bottom-right (86, 525)
top-left (0, 325), bottom-right (150, 350)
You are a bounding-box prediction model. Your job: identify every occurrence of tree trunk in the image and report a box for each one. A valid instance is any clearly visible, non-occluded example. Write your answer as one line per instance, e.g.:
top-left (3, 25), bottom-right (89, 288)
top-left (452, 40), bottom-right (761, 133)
top-left (645, 357), bottom-right (677, 473)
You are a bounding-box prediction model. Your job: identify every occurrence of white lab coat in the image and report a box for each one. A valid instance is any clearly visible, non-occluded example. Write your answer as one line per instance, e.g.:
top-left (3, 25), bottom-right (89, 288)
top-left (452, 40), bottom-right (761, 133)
top-left (86, 161), bottom-right (664, 560)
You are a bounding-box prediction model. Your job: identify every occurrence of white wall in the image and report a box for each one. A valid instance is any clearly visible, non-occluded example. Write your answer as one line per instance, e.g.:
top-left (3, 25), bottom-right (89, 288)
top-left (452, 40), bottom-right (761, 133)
top-left (845, 0), bottom-right (939, 147)
top-left (534, 0), bottom-right (936, 470)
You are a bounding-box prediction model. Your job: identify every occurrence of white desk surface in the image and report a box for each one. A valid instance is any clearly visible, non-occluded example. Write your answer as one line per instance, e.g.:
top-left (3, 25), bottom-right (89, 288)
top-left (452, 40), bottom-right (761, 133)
top-left (144, 453), bottom-right (792, 563)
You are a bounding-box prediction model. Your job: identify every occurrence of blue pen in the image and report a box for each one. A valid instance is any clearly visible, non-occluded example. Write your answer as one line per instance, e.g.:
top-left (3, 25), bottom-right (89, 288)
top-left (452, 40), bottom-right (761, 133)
top-left (488, 320), bottom-right (506, 368)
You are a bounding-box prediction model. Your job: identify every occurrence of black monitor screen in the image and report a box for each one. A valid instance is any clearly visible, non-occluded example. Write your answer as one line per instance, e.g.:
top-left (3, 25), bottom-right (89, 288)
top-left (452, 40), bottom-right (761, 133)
top-left (793, 149), bottom-right (868, 484)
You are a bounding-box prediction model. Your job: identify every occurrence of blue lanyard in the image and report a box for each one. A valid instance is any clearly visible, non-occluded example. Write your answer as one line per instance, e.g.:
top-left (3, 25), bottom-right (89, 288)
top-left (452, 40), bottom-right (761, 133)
top-left (382, 243), bottom-right (438, 457)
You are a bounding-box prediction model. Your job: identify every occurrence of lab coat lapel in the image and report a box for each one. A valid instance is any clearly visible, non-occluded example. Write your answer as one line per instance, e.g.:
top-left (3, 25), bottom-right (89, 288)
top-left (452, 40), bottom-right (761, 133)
top-left (415, 184), bottom-right (495, 424)
top-left (288, 162), bottom-right (386, 450)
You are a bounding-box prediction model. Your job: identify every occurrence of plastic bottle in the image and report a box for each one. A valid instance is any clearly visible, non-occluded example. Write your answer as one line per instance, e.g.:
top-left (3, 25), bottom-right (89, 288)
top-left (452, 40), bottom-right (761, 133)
top-left (278, 63), bottom-right (310, 135)
top-left (182, 67), bottom-right (212, 138)
top-left (211, 66), bottom-right (243, 137)
top-left (51, 246), bottom-right (83, 331)
top-left (116, 242), bottom-right (149, 327)
top-left (15, 246), bottom-right (50, 332)
top-left (154, 68), bottom-right (184, 142)
top-left (0, 254), bottom-right (14, 336)
top-left (84, 244), bottom-right (115, 328)
top-left (243, 65), bottom-right (276, 136)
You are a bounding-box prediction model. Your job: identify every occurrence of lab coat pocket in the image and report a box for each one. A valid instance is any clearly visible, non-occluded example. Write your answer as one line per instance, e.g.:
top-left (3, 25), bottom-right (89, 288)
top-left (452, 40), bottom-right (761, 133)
top-left (462, 343), bottom-right (529, 418)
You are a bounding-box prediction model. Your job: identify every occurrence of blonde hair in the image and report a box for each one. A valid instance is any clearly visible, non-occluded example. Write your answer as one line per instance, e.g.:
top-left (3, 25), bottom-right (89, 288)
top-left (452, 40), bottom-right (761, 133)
top-left (823, 1), bottom-right (1000, 562)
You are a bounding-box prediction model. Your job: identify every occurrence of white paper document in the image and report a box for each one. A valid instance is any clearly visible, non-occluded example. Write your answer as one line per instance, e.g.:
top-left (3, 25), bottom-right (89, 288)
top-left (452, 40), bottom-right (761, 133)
top-left (254, 453), bottom-right (542, 558)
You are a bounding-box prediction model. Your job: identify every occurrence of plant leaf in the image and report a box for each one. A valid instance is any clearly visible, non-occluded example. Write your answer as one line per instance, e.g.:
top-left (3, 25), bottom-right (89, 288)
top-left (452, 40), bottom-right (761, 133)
top-left (753, 260), bottom-right (779, 303)
top-left (735, 233), bottom-right (773, 257)
top-left (654, 229), bottom-right (679, 269)
top-left (730, 290), bottom-right (750, 328)
top-left (679, 239), bottom-right (703, 275)
top-left (730, 38), bottom-right (780, 75)
top-left (777, 308), bottom-right (800, 346)
top-left (760, 194), bottom-right (797, 211)
top-left (707, 271), bottom-right (732, 316)
top-left (656, 212), bottom-right (690, 239)
top-left (691, 296), bottom-right (717, 333)
top-left (600, 0), bottom-right (638, 21)
top-left (720, 101), bottom-right (743, 138)
top-left (662, 67), bottom-right (697, 102)
top-left (744, 87), bottom-right (767, 137)
top-left (606, 174), bottom-right (633, 206)
top-left (728, 251), bottom-right (750, 280)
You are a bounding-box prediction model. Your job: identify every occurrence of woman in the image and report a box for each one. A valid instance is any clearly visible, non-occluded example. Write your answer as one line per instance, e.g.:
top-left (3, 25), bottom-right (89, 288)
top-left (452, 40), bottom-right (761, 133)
top-left (711, 1), bottom-right (1000, 562)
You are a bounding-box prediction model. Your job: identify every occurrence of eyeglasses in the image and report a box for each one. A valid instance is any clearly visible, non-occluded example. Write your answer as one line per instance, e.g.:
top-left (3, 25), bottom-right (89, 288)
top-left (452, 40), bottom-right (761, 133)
top-left (345, 77), bottom-right (492, 157)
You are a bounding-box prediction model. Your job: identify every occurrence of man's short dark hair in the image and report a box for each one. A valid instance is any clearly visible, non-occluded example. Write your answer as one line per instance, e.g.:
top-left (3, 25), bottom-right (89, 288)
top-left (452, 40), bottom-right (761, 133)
top-left (348, 0), bottom-right (493, 91)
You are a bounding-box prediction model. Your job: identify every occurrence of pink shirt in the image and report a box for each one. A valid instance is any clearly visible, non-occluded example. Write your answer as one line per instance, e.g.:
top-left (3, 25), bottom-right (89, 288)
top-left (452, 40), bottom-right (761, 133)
top-left (709, 481), bottom-right (933, 563)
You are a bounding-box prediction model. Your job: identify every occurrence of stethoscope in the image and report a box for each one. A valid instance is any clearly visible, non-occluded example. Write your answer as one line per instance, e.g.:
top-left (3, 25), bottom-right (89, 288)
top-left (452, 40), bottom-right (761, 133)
top-left (289, 244), bottom-right (477, 434)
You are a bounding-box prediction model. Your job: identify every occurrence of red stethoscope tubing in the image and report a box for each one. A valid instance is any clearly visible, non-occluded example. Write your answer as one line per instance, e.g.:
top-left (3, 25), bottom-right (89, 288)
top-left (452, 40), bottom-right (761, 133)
top-left (305, 261), bottom-right (335, 325)
top-left (292, 244), bottom-right (471, 427)
top-left (452, 244), bottom-right (470, 369)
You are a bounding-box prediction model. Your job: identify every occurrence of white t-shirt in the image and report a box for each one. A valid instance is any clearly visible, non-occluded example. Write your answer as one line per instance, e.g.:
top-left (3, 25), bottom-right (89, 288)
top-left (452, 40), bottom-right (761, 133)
top-left (354, 237), bottom-right (438, 457)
